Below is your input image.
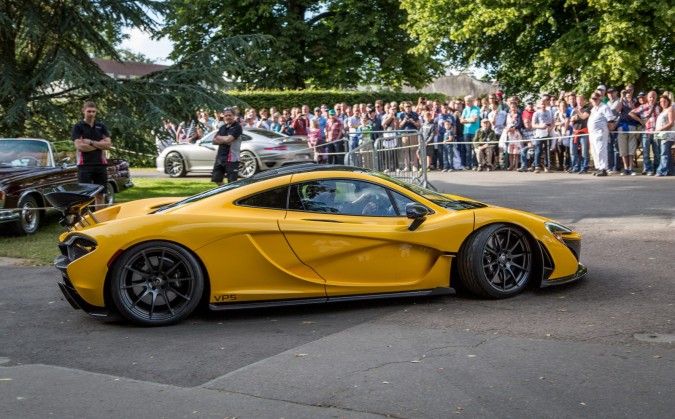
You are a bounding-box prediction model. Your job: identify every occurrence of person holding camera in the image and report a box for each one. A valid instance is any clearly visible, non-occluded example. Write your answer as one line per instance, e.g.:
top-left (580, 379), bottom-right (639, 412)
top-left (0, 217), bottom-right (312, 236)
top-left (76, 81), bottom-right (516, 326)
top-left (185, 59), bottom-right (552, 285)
top-left (292, 109), bottom-right (309, 136)
top-left (398, 102), bottom-right (421, 171)
top-left (616, 89), bottom-right (639, 175)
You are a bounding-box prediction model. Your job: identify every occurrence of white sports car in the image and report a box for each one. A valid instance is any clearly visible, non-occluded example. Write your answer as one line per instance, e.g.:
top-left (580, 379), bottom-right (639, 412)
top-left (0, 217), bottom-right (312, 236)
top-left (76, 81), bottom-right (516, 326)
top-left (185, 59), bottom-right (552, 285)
top-left (156, 128), bottom-right (314, 179)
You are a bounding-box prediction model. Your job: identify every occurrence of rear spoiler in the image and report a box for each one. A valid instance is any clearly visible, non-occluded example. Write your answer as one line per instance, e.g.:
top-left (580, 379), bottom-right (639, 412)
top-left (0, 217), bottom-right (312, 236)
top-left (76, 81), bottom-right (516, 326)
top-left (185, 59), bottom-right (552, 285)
top-left (44, 183), bottom-right (104, 231)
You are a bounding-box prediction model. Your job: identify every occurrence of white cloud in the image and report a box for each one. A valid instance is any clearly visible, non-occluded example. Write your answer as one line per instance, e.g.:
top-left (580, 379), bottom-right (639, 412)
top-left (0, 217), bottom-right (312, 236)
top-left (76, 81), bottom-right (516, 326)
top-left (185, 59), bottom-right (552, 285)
top-left (120, 27), bottom-right (174, 64)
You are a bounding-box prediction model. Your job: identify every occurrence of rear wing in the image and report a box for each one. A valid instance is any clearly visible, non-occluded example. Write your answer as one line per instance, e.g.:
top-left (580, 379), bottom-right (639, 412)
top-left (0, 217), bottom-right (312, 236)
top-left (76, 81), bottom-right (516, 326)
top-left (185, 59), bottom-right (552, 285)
top-left (44, 183), bottom-right (104, 231)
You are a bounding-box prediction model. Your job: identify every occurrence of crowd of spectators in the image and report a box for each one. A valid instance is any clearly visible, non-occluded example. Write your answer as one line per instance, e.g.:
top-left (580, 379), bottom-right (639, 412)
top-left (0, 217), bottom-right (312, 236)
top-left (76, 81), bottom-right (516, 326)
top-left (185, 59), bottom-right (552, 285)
top-left (157, 86), bottom-right (675, 177)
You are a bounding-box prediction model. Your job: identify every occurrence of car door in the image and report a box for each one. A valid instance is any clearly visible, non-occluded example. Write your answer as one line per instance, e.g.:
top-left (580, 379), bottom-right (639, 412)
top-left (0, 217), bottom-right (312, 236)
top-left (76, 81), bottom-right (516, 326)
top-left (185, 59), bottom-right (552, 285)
top-left (188, 131), bottom-right (219, 171)
top-left (278, 177), bottom-right (473, 296)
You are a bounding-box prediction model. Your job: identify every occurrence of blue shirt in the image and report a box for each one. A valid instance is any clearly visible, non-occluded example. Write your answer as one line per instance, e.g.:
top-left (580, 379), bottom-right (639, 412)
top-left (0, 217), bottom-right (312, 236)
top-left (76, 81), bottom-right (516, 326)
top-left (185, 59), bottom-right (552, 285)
top-left (462, 106), bottom-right (480, 135)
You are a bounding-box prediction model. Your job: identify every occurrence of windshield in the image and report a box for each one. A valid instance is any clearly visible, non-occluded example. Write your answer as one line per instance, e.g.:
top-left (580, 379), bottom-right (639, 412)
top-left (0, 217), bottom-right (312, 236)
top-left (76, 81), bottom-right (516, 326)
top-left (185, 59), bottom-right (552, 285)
top-left (367, 171), bottom-right (486, 210)
top-left (0, 139), bottom-right (51, 167)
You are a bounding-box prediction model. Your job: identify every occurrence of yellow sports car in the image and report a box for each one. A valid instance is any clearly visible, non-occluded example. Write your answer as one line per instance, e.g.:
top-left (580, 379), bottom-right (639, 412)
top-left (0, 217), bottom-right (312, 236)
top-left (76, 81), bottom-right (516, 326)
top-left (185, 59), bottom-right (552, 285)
top-left (50, 164), bottom-right (586, 326)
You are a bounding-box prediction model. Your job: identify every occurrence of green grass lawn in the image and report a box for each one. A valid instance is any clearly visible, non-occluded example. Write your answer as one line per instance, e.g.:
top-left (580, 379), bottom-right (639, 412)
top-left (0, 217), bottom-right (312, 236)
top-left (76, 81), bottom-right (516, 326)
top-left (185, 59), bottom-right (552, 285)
top-left (0, 178), bottom-right (214, 266)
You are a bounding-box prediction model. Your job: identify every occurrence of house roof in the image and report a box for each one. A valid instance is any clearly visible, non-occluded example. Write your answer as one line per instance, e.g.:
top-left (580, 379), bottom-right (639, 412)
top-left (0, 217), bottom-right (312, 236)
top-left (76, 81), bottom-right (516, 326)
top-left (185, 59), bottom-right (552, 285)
top-left (92, 58), bottom-right (169, 79)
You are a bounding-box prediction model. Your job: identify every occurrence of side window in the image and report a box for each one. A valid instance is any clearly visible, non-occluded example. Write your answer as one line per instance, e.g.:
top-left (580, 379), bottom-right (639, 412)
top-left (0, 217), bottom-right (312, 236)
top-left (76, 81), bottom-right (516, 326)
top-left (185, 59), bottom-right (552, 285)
top-left (237, 186), bottom-right (288, 210)
top-left (390, 190), bottom-right (416, 216)
top-left (289, 179), bottom-right (403, 217)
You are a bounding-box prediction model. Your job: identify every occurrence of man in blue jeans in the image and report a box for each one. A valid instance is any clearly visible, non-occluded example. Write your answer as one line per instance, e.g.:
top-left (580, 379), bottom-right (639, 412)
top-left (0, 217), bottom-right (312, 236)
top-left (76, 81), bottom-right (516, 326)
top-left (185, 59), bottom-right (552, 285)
top-left (460, 95), bottom-right (480, 170)
top-left (569, 94), bottom-right (591, 174)
top-left (629, 91), bottom-right (661, 176)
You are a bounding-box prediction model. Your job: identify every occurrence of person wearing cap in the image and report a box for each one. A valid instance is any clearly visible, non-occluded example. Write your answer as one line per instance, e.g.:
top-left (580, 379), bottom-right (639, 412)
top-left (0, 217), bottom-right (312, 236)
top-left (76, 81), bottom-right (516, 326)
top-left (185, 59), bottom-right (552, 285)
top-left (313, 107), bottom-right (327, 139)
top-left (596, 85), bottom-right (607, 102)
top-left (629, 91), bottom-right (662, 175)
top-left (473, 119), bottom-right (496, 171)
top-left (605, 88), bottom-right (622, 173)
top-left (587, 92), bottom-right (617, 176)
top-left (325, 109), bottom-right (345, 164)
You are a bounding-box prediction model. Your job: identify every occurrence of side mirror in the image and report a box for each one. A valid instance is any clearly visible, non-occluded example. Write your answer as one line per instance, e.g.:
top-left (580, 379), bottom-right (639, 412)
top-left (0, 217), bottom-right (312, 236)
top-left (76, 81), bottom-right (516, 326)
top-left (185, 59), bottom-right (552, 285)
top-left (60, 157), bottom-right (71, 169)
top-left (405, 203), bottom-right (428, 231)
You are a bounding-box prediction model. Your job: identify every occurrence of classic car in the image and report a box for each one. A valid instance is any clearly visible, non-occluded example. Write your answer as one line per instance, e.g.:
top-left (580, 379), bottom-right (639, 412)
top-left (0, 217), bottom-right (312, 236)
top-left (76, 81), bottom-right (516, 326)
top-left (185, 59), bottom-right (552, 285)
top-left (156, 128), bottom-right (314, 179)
top-left (0, 138), bottom-right (133, 235)
top-left (52, 164), bottom-right (586, 326)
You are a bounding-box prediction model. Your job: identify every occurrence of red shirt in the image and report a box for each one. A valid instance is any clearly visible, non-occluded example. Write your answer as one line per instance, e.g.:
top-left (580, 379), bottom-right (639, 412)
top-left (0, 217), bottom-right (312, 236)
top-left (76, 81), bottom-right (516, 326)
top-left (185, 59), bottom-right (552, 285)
top-left (326, 118), bottom-right (344, 141)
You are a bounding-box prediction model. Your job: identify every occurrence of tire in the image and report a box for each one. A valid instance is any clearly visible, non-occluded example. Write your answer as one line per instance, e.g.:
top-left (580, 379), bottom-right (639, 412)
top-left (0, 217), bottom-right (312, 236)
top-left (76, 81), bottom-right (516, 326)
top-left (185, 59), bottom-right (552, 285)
top-left (165, 152), bottom-right (187, 177)
top-left (8, 195), bottom-right (41, 236)
top-left (238, 151), bottom-right (258, 179)
top-left (104, 182), bottom-right (115, 206)
top-left (457, 223), bottom-right (533, 299)
top-left (110, 241), bottom-right (205, 326)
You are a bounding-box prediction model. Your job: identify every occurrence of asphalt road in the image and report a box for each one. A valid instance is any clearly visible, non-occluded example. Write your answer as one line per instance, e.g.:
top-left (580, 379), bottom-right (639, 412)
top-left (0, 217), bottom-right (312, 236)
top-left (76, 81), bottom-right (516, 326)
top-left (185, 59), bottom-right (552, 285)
top-left (1, 170), bottom-right (673, 418)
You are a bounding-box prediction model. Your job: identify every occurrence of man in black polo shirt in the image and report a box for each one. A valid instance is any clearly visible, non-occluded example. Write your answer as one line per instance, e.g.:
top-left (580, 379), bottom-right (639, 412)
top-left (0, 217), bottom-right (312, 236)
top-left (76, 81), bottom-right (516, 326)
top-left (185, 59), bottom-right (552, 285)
top-left (212, 107), bottom-right (243, 185)
top-left (72, 101), bottom-right (112, 209)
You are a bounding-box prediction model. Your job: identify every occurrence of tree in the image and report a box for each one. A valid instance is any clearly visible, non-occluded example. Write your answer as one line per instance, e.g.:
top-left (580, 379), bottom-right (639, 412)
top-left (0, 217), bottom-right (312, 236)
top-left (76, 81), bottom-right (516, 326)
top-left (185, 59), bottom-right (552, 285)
top-left (162, 0), bottom-right (443, 90)
top-left (401, 0), bottom-right (675, 94)
top-left (0, 0), bottom-right (256, 159)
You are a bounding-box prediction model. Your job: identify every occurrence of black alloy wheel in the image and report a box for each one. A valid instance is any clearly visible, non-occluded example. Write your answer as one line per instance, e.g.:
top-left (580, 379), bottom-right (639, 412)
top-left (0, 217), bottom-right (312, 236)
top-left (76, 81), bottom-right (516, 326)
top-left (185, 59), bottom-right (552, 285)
top-left (110, 241), bottom-right (204, 326)
top-left (458, 223), bottom-right (534, 298)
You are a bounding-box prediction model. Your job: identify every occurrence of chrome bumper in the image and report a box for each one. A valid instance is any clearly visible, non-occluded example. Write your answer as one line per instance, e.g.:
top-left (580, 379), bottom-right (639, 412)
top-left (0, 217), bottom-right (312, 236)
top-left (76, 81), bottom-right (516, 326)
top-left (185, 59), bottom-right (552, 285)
top-left (0, 209), bottom-right (20, 222)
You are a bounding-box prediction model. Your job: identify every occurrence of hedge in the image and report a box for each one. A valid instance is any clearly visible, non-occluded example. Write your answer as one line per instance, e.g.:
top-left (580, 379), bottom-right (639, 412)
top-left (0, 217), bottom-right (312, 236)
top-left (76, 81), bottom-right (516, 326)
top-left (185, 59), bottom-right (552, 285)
top-left (225, 90), bottom-right (448, 111)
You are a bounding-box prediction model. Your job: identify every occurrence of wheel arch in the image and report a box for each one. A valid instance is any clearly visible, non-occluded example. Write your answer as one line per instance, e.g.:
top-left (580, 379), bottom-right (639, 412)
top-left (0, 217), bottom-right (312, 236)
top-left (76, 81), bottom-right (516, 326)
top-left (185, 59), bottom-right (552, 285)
top-left (102, 239), bottom-right (211, 311)
top-left (164, 150), bottom-right (190, 174)
top-left (452, 221), bottom-right (545, 290)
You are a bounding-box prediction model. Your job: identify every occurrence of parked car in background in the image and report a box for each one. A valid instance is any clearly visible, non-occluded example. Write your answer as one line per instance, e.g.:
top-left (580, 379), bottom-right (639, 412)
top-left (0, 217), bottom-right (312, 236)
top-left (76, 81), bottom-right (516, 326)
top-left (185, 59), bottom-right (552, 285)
top-left (156, 128), bottom-right (314, 179)
top-left (0, 138), bottom-right (133, 235)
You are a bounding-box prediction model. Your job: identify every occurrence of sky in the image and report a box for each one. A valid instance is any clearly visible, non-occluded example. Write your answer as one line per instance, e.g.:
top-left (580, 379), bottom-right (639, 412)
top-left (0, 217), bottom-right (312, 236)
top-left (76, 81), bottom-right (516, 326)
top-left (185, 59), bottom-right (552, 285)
top-left (120, 28), bottom-right (174, 65)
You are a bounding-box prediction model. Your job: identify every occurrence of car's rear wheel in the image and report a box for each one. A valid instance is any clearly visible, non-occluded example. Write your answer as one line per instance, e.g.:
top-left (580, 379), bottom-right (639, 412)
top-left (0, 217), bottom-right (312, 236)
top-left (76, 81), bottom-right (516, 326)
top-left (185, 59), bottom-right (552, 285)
top-left (458, 223), bottom-right (533, 298)
top-left (8, 195), bottom-right (41, 236)
top-left (104, 182), bottom-right (115, 206)
top-left (165, 152), bottom-right (187, 177)
top-left (110, 241), bottom-right (204, 326)
top-left (238, 151), bottom-right (258, 179)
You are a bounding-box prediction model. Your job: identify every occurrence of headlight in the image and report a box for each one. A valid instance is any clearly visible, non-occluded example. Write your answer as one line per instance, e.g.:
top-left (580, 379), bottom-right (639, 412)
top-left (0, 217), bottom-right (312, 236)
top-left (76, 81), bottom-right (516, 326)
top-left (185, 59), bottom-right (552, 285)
top-left (545, 222), bottom-right (573, 244)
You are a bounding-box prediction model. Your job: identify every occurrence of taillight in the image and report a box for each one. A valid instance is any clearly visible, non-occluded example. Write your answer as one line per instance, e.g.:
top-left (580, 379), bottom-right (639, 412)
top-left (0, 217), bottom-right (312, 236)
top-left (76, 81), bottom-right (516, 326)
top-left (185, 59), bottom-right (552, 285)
top-left (264, 145), bottom-right (288, 151)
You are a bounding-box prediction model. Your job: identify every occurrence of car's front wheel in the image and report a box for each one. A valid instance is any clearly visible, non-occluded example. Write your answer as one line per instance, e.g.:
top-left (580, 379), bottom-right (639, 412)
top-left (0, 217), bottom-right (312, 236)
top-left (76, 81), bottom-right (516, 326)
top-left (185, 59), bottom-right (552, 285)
top-left (238, 151), bottom-right (258, 179)
top-left (8, 195), bottom-right (41, 236)
top-left (165, 152), bottom-right (187, 177)
top-left (110, 241), bottom-right (205, 326)
top-left (457, 223), bottom-right (533, 298)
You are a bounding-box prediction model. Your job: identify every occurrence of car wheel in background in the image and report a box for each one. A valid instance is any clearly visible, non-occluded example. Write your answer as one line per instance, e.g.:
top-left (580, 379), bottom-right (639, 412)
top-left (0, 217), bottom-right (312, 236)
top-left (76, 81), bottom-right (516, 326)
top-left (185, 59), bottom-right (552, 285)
top-left (238, 151), bottom-right (258, 179)
top-left (8, 195), bottom-right (41, 236)
top-left (458, 223), bottom-right (533, 298)
top-left (165, 152), bottom-right (187, 177)
top-left (105, 182), bottom-right (115, 206)
top-left (110, 241), bottom-right (205, 326)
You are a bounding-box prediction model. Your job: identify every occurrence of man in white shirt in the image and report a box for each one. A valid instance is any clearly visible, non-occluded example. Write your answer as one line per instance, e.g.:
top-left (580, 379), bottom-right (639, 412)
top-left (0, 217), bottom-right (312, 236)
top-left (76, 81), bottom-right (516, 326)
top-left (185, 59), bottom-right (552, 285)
top-left (588, 92), bottom-right (617, 176)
